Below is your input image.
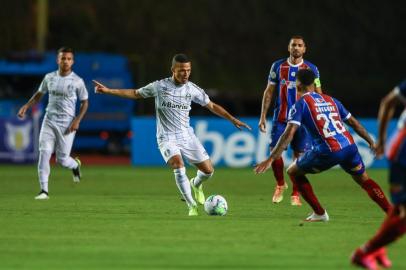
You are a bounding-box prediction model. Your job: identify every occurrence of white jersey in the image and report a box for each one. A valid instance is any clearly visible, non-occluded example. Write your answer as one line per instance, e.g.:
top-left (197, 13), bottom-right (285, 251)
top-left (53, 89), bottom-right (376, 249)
top-left (138, 77), bottom-right (210, 142)
top-left (38, 71), bottom-right (88, 125)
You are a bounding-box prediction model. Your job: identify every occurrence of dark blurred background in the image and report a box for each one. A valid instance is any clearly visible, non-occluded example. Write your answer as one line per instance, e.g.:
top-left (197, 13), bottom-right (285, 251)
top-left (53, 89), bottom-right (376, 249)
top-left (1, 0), bottom-right (405, 117)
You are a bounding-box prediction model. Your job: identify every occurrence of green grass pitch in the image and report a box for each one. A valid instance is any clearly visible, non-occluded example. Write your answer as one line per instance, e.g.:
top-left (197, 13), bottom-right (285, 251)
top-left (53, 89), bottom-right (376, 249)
top-left (0, 165), bottom-right (404, 270)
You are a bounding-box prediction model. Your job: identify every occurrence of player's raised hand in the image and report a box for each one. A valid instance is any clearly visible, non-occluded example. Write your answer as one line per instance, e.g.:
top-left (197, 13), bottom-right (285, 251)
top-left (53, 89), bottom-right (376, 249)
top-left (253, 158), bottom-right (273, 174)
top-left (232, 118), bottom-right (252, 131)
top-left (17, 105), bottom-right (28, 119)
top-left (258, 118), bottom-right (267, 133)
top-left (92, 80), bottom-right (109, 94)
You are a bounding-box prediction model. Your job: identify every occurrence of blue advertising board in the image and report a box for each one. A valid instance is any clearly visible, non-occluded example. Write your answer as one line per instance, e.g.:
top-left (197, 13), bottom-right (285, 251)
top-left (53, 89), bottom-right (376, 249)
top-left (131, 117), bottom-right (398, 168)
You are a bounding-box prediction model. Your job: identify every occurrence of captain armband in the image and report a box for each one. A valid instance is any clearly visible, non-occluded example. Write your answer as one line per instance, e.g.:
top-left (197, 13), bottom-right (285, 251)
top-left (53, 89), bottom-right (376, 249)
top-left (314, 78), bottom-right (321, 88)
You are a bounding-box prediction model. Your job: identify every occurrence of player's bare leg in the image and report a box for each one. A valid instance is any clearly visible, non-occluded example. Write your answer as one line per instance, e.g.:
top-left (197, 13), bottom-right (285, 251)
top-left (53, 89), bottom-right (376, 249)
top-left (191, 159), bottom-right (214, 204)
top-left (351, 172), bottom-right (392, 213)
top-left (287, 162), bottom-right (328, 222)
top-left (168, 155), bottom-right (197, 216)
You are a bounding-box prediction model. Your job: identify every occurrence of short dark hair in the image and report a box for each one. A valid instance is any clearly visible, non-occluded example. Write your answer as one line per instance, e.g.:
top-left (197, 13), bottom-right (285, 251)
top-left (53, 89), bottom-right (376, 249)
top-left (172, 53), bottom-right (190, 67)
top-left (297, 69), bottom-right (315, 86)
top-left (57, 47), bottom-right (74, 54)
top-left (289, 35), bottom-right (305, 45)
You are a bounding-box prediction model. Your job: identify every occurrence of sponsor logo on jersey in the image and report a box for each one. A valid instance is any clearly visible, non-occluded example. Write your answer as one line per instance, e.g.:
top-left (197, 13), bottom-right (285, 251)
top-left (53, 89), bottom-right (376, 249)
top-left (161, 101), bottom-right (189, 110)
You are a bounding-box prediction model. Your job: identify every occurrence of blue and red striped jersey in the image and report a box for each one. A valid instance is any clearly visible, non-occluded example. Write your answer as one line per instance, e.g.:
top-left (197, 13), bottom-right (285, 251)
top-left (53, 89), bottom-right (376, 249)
top-left (288, 92), bottom-right (354, 152)
top-left (394, 79), bottom-right (406, 130)
top-left (268, 58), bottom-right (321, 123)
top-left (387, 79), bottom-right (406, 165)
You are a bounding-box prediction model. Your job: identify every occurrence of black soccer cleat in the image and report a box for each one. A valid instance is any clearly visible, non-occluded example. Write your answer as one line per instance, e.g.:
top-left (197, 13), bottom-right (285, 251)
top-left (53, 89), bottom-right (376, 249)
top-left (72, 157), bottom-right (82, 183)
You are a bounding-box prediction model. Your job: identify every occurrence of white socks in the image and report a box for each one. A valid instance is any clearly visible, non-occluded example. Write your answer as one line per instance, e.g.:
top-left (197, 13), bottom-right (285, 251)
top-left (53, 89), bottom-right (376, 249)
top-left (38, 151), bottom-right (52, 193)
top-left (192, 170), bottom-right (213, 187)
top-left (56, 155), bottom-right (78, 169)
top-left (173, 167), bottom-right (196, 207)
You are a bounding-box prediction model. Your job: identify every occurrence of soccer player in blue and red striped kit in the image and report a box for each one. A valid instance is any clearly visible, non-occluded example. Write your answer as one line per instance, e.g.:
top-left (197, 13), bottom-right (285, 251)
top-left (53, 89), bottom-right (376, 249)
top-left (258, 36), bottom-right (322, 206)
top-left (351, 79), bottom-right (406, 270)
top-left (255, 69), bottom-right (391, 222)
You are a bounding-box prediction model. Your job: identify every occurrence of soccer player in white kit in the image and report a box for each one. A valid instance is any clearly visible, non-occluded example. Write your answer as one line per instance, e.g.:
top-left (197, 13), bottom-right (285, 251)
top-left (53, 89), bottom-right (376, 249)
top-left (17, 47), bottom-right (89, 200)
top-left (93, 54), bottom-right (251, 216)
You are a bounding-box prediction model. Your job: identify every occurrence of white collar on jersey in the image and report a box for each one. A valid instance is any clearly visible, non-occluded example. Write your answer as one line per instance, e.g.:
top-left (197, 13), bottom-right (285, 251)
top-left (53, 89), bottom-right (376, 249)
top-left (170, 76), bottom-right (187, 87)
top-left (57, 70), bottom-right (74, 77)
top-left (287, 58), bottom-right (304, 67)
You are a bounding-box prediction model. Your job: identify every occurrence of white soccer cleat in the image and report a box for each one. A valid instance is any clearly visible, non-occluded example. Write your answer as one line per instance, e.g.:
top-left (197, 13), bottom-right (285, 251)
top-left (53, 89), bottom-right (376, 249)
top-left (304, 210), bottom-right (329, 222)
top-left (290, 195), bottom-right (302, 206)
top-left (35, 190), bottom-right (49, 200)
top-left (272, 183), bottom-right (288, 203)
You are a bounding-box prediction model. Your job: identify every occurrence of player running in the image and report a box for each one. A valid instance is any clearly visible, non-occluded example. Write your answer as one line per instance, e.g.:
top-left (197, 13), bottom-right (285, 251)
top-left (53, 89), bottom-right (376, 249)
top-left (254, 69), bottom-right (391, 221)
top-left (93, 53), bottom-right (251, 216)
top-left (258, 35), bottom-right (322, 206)
top-left (351, 79), bottom-right (406, 270)
top-left (17, 47), bottom-right (88, 199)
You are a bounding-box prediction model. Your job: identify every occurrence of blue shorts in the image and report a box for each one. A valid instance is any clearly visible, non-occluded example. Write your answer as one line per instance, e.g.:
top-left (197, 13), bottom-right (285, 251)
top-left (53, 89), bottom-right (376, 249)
top-left (270, 122), bottom-right (311, 152)
top-left (389, 162), bottom-right (406, 204)
top-left (297, 144), bottom-right (365, 175)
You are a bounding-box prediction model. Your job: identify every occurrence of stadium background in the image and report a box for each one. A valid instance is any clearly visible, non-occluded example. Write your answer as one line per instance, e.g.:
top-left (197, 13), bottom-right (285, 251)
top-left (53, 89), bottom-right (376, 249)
top-left (1, 0), bottom-right (405, 165)
top-left (1, 1), bottom-right (406, 270)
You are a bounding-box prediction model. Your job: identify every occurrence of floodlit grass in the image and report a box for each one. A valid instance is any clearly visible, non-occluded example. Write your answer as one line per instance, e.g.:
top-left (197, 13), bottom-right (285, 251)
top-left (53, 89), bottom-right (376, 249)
top-left (0, 165), bottom-right (404, 269)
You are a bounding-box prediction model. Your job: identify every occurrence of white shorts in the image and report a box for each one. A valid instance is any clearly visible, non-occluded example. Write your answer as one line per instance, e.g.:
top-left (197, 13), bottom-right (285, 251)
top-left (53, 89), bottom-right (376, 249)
top-left (39, 118), bottom-right (76, 156)
top-left (158, 134), bottom-right (209, 164)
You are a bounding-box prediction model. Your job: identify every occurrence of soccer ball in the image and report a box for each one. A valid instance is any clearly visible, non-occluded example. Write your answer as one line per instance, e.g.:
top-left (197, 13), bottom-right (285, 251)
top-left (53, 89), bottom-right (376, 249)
top-left (204, 195), bottom-right (228, 216)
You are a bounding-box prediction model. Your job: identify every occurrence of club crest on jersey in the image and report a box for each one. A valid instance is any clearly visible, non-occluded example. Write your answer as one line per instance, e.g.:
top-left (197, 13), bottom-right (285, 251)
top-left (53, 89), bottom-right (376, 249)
top-left (185, 93), bottom-right (192, 101)
top-left (281, 79), bottom-right (286, 85)
top-left (315, 98), bottom-right (324, 103)
top-left (5, 122), bottom-right (32, 152)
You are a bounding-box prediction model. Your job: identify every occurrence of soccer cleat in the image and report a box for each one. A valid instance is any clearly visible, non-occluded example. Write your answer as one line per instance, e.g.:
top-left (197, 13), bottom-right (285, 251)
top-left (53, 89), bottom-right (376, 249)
top-left (188, 204), bottom-right (198, 216)
top-left (272, 183), bottom-right (288, 203)
top-left (290, 195), bottom-right (302, 206)
top-left (190, 177), bottom-right (205, 205)
top-left (304, 210), bottom-right (329, 222)
top-left (373, 248), bottom-right (392, 268)
top-left (351, 248), bottom-right (378, 270)
top-left (35, 190), bottom-right (49, 200)
top-left (72, 157), bottom-right (81, 183)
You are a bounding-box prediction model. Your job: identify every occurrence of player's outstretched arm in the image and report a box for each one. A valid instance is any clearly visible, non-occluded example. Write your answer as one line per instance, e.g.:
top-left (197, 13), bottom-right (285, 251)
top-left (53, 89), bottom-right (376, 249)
top-left (345, 116), bottom-right (376, 152)
top-left (254, 123), bottom-right (298, 174)
top-left (377, 90), bottom-right (399, 156)
top-left (258, 83), bottom-right (276, 133)
top-left (205, 101), bottom-right (251, 130)
top-left (17, 91), bottom-right (44, 119)
top-left (93, 80), bottom-right (143, 100)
